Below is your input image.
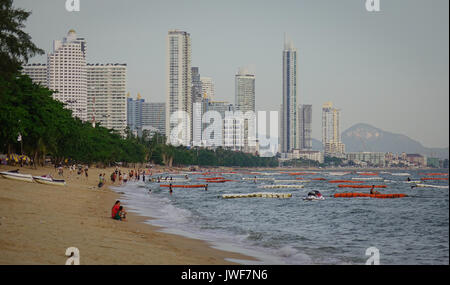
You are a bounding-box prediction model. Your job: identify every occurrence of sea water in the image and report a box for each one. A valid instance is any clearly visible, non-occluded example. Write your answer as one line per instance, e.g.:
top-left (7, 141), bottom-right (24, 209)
top-left (111, 169), bottom-right (449, 265)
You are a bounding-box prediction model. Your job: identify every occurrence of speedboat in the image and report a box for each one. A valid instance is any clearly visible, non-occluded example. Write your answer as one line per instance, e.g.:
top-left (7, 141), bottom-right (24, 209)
top-left (33, 175), bottom-right (66, 186)
top-left (303, 190), bottom-right (325, 201)
top-left (0, 170), bottom-right (34, 183)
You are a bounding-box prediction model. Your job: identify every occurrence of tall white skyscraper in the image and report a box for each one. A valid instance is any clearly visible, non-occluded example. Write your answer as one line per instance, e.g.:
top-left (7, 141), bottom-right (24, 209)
top-left (166, 30), bottom-right (192, 146)
top-left (200, 77), bottom-right (215, 100)
top-left (87, 63), bottom-right (127, 134)
top-left (48, 29), bottom-right (88, 121)
top-left (322, 102), bottom-right (345, 157)
top-left (281, 35), bottom-right (298, 153)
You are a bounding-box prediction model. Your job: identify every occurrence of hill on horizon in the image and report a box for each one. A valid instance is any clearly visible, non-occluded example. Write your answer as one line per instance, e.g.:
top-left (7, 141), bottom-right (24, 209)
top-left (311, 123), bottom-right (448, 159)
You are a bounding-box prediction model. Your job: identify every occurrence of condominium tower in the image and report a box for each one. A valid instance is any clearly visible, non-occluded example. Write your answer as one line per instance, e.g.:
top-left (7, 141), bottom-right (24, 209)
top-left (322, 102), bottom-right (345, 156)
top-left (281, 36), bottom-right (298, 153)
top-left (166, 30), bottom-right (192, 145)
top-left (47, 29), bottom-right (87, 121)
top-left (298, 104), bottom-right (312, 150)
top-left (87, 63), bottom-right (127, 134)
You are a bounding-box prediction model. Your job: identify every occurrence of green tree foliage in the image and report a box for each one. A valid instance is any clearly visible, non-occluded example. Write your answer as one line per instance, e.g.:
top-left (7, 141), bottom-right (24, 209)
top-left (0, 0), bottom-right (44, 79)
top-left (0, 75), bottom-right (145, 165)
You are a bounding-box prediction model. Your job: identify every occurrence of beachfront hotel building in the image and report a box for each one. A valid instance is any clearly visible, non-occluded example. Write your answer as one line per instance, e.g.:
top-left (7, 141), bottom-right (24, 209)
top-left (86, 63), bottom-right (127, 134)
top-left (322, 101), bottom-right (345, 157)
top-left (166, 30), bottom-right (192, 146)
top-left (22, 63), bottom-right (48, 87)
top-left (298, 104), bottom-right (312, 150)
top-left (22, 30), bottom-right (129, 134)
top-left (280, 35), bottom-right (299, 153)
top-left (235, 67), bottom-right (256, 153)
top-left (47, 29), bottom-right (88, 121)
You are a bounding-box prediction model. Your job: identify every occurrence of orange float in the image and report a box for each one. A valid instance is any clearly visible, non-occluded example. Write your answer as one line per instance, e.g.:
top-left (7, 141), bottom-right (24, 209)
top-left (421, 177), bottom-right (448, 181)
top-left (357, 173), bottom-right (378, 176)
top-left (338, 184), bottom-right (387, 188)
top-left (334, 193), bottom-right (406, 199)
top-left (312, 178), bottom-right (326, 181)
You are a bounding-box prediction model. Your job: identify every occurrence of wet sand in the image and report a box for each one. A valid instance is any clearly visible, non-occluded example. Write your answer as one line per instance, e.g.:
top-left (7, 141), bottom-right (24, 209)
top-left (0, 165), bottom-right (256, 265)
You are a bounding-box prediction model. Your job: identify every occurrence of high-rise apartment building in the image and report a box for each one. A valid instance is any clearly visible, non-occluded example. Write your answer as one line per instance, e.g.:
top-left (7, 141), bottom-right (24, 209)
top-left (322, 101), bottom-right (345, 156)
top-left (281, 35), bottom-right (298, 153)
top-left (235, 67), bottom-right (255, 113)
top-left (298, 104), bottom-right (312, 150)
top-left (47, 29), bottom-right (87, 121)
top-left (235, 67), bottom-right (256, 153)
top-left (191, 67), bottom-right (203, 103)
top-left (127, 94), bottom-right (144, 134)
top-left (200, 77), bottom-right (215, 100)
top-left (142, 102), bottom-right (166, 136)
top-left (166, 30), bottom-right (192, 146)
top-left (87, 63), bottom-right (127, 134)
top-left (21, 30), bottom-right (129, 135)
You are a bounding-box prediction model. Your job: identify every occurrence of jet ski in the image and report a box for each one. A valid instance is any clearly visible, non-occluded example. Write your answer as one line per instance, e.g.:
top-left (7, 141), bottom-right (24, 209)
top-left (303, 190), bottom-right (325, 201)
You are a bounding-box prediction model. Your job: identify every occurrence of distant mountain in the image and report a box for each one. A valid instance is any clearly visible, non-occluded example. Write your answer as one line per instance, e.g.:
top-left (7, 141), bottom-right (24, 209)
top-left (341, 123), bottom-right (449, 159)
top-left (312, 138), bottom-right (323, 151)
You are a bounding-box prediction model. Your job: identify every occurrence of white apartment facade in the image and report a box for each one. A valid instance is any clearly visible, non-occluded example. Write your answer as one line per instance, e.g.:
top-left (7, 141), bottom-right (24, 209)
top-left (22, 63), bottom-right (48, 87)
top-left (87, 63), bottom-right (127, 134)
top-left (47, 29), bottom-right (88, 121)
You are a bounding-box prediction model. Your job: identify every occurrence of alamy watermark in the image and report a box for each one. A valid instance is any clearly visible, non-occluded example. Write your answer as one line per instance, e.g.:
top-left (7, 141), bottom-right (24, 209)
top-left (65, 0), bottom-right (80, 12)
top-left (169, 105), bottom-right (278, 153)
top-left (65, 247), bottom-right (80, 265)
top-left (365, 0), bottom-right (380, 12)
top-left (365, 247), bottom-right (380, 265)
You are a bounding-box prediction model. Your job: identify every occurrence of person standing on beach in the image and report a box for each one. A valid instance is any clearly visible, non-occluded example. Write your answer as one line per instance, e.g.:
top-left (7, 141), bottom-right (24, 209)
top-left (85, 166), bottom-right (89, 181)
top-left (98, 174), bottom-right (104, 188)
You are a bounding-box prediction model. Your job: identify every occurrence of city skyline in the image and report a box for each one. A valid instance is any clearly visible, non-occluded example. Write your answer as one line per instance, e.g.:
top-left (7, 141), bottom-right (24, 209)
top-left (15, 0), bottom-right (449, 148)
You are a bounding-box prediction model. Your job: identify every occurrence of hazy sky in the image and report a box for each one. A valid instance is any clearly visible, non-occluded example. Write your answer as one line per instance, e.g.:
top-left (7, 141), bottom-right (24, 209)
top-left (15, 0), bottom-right (449, 148)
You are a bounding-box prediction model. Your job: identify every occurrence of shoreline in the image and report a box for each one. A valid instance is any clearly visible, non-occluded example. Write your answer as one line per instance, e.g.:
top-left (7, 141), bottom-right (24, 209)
top-left (0, 165), bottom-right (257, 265)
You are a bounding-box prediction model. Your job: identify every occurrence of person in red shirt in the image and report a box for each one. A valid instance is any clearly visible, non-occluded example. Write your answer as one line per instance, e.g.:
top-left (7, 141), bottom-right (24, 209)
top-left (111, 200), bottom-right (121, 219)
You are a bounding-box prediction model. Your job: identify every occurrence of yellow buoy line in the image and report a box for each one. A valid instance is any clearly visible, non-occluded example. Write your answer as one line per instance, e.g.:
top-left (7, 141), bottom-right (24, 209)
top-left (273, 180), bottom-right (311, 183)
top-left (222, 192), bottom-right (292, 199)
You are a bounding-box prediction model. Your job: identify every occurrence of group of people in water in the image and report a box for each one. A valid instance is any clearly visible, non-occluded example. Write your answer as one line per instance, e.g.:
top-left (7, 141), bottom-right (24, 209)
top-left (109, 168), bottom-right (150, 185)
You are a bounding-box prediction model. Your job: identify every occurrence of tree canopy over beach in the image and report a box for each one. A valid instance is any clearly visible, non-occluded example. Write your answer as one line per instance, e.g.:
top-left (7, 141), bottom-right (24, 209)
top-left (0, 1), bottom-right (277, 167)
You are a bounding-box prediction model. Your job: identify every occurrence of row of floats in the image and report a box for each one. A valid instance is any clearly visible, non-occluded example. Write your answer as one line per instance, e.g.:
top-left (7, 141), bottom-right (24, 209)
top-left (155, 170), bottom-right (448, 200)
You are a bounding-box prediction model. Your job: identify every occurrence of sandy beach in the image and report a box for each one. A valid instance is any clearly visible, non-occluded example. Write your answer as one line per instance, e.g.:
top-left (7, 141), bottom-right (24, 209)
top-left (0, 165), bottom-right (255, 265)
